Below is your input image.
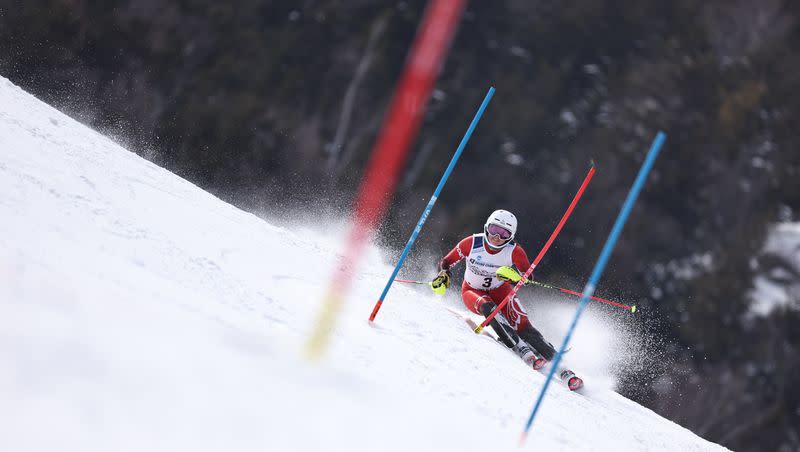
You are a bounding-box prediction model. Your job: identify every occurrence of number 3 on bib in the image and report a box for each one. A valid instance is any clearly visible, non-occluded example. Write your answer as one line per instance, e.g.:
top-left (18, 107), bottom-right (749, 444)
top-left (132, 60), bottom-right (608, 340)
top-left (482, 277), bottom-right (492, 288)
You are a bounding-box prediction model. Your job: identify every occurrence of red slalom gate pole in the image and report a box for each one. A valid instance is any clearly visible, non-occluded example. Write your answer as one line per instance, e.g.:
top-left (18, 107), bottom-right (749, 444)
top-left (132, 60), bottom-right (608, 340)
top-left (306, 0), bottom-right (467, 359)
top-left (476, 166), bottom-right (596, 333)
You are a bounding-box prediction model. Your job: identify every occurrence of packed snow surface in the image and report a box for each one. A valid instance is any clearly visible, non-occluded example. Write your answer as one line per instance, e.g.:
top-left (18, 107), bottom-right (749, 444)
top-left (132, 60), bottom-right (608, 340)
top-left (0, 77), bottom-right (728, 451)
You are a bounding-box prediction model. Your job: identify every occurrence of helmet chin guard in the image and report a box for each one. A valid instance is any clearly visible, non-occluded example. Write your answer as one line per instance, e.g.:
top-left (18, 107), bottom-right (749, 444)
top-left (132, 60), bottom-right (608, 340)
top-left (484, 209), bottom-right (517, 249)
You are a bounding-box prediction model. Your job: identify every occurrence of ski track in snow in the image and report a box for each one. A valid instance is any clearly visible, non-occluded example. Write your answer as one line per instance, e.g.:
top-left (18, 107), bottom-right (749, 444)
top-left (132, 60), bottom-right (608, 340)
top-left (0, 77), bottom-right (728, 452)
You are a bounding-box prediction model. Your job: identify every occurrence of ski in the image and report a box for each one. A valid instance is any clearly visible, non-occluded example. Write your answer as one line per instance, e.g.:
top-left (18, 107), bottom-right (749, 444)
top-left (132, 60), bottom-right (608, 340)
top-left (445, 306), bottom-right (584, 391)
top-left (559, 369), bottom-right (584, 391)
top-left (444, 306), bottom-right (498, 341)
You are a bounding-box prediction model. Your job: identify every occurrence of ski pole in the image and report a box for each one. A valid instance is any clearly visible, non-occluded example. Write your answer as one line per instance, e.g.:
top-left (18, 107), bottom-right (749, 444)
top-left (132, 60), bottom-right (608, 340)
top-left (526, 280), bottom-right (636, 312)
top-left (369, 86), bottom-right (495, 322)
top-left (395, 276), bottom-right (634, 312)
top-left (394, 278), bottom-right (431, 286)
top-left (521, 131), bottom-right (666, 443)
top-left (475, 166), bottom-right (595, 333)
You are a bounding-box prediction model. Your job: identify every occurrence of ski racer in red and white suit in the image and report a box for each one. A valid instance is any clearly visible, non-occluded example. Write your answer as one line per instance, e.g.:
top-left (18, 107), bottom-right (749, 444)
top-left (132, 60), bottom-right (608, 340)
top-left (432, 210), bottom-right (557, 364)
top-left (439, 234), bottom-right (533, 325)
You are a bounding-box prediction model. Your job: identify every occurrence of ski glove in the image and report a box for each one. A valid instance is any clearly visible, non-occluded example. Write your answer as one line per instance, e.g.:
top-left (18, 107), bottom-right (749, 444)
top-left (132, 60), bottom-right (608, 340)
top-left (431, 270), bottom-right (451, 295)
top-left (496, 266), bottom-right (528, 284)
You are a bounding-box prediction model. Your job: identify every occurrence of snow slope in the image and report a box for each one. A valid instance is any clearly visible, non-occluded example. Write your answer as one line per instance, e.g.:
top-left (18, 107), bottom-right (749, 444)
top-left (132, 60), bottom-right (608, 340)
top-left (0, 77), bottom-right (728, 452)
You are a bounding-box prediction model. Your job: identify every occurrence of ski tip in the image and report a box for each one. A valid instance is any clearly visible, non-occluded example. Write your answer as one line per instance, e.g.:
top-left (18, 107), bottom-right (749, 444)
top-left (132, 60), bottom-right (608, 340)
top-left (568, 376), bottom-right (584, 391)
top-left (631, 305), bottom-right (637, 313)
top-left (473, 325), bottom-right (484, 334)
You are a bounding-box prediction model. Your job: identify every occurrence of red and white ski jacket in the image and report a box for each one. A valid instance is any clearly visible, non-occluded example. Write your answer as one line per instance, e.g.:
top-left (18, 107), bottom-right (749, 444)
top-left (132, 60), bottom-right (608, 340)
top-left (438, 234), bottom-right (532, 290)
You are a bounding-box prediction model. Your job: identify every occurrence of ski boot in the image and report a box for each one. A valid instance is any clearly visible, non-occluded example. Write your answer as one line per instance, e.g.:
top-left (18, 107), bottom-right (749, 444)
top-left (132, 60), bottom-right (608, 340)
top-left (513, 342), bottom-right (547, 371)
top-left (559, 369), bottom-right (584, 391)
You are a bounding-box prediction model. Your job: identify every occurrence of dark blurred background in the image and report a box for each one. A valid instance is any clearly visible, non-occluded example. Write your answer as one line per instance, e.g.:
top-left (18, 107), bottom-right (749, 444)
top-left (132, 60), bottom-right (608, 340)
top-left (2, 1), bottom-right (799, 449)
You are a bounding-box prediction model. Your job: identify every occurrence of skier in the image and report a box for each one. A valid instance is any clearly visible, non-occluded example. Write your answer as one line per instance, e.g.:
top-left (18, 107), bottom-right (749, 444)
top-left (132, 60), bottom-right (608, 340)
top-left (430, 209), bottom-right (582, 390)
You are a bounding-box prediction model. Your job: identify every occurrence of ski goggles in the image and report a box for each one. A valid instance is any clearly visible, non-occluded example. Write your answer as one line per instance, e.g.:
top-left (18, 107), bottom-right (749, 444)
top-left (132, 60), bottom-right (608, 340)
top-left (486, 223), bottom-right (512, 240)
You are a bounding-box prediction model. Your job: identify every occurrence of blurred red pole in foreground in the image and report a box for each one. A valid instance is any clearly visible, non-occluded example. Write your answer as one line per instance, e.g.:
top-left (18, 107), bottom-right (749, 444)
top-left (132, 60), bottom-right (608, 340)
top-left (306, 0), bottom-right (468, 358)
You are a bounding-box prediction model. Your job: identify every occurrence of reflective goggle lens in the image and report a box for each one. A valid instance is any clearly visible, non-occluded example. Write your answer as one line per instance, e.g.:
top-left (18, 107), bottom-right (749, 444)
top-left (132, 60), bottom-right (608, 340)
top-left (487, 223), bottom-right (512, 240)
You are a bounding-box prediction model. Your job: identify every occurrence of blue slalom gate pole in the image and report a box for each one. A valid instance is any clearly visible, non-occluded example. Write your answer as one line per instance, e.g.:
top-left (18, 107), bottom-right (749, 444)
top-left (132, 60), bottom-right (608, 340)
top-left (521, 131), bottom-right (667, 442)
top-left (369, 86), bottom-right (495, 321)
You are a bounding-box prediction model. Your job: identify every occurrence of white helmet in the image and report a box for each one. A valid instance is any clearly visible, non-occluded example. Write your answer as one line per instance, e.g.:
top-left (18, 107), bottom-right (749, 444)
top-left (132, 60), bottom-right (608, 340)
top-left (484, 209), bottom-right (517, 249)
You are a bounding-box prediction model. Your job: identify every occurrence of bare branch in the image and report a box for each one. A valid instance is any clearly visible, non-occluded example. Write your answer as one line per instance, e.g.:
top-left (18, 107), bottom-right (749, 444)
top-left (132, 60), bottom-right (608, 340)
top-left (326, 11), bottom-right (389, 171)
